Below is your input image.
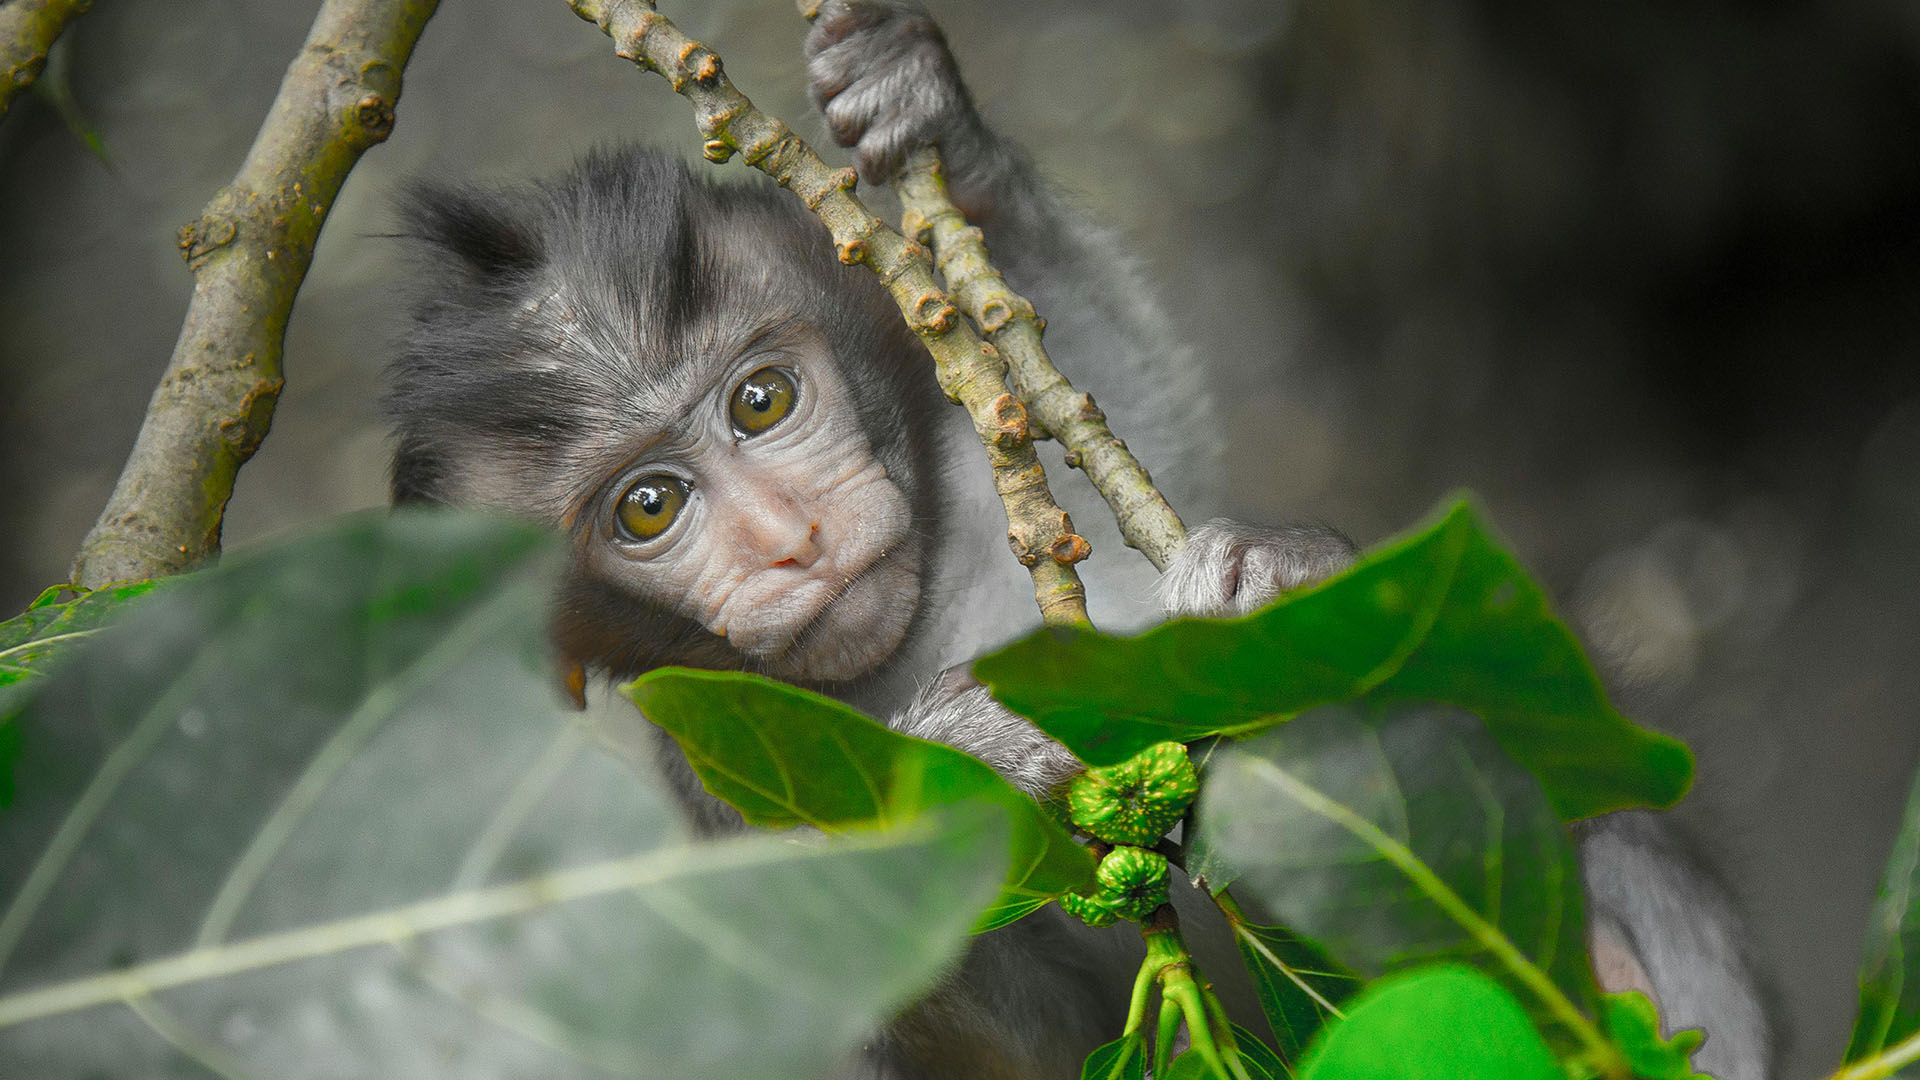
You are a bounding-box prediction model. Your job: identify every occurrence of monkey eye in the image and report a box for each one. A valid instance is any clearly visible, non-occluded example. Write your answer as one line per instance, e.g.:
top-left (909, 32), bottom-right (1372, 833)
top-left (728, 366), bottom-right (798, 436)
top-left (615, 474), bottom-right (691, 541)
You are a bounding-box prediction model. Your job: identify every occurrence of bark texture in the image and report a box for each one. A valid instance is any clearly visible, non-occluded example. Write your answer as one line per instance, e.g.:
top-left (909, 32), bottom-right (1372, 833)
top-left (0, 0), bottom-right (91, 118)
top-left (897, 148), bottom-right (1188, 571)
top-left (69, 0), bottom-right (440, 588)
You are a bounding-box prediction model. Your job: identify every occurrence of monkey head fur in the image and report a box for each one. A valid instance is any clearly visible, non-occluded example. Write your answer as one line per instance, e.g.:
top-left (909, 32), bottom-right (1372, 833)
top-left (388, 148), bottom-right (950, 688)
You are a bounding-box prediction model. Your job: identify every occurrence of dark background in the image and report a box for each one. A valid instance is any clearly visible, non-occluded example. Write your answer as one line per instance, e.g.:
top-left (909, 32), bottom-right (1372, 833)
top-left (3, 2), bottom-right (1917, 1074)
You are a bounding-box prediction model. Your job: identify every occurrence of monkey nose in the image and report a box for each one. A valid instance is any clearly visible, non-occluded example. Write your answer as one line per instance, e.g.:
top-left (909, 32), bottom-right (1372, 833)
top-left (760, 518), bottom-right (823, 569)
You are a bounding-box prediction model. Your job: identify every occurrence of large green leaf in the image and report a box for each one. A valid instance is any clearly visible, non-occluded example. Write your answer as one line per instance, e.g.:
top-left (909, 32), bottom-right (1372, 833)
top-left (1847, 755), bottom-right (1920, 1069)
top-left (627, 668), bottom-right (1096, 931)
top-left (1296, 964), bottom-right (1563, 1079)
top-left (1195, 704), bottom-right (1600, 1050)
top-left (0, 510), bottom-right (1004, 1079)
top-left (0, 581), bottom-right (163, 805)
top-left (974, 500), bottom-right (1691, 820)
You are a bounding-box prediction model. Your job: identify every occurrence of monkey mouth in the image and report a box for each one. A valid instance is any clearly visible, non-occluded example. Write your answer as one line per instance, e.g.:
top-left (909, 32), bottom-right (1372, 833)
top-left (764, 544), bottom-right (922, 683)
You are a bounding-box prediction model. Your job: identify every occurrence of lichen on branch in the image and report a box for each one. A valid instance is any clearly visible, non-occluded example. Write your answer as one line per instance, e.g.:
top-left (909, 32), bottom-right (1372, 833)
top-left (68, 0), bottom-right (440, 589)
top-left (0, 0), bottom-right (91, 119)
top-left (895, 148), bottom-right (1189, 572)
top-left (566, 0), bottom-right (1092, 627)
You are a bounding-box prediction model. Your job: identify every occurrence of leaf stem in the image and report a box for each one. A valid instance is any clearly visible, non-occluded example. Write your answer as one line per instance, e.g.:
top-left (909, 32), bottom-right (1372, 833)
top-left (1153, 985), bottom-right (1181, 1077)
top-left (1832, 1032), bottom-right (1920, 1080)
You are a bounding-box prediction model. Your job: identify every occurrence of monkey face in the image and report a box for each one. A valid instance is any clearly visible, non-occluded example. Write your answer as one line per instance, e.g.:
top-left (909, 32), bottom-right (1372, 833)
top-left (571, 325), bottom-right (924, 682)
top-left (391, 149), bottom-right (950, 691)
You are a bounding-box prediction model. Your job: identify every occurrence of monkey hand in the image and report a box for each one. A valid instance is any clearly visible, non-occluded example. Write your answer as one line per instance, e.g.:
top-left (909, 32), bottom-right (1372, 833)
top-left (1157, 520), bottom-right (1358, 618)
top-left (891, 666), bottom-right (1083, 802)
top-left (805, 0), bottom-right (987, 187)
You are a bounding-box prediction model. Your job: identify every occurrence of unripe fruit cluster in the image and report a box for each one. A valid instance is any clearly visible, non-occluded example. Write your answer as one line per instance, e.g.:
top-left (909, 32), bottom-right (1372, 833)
top-left (1057, 742), bottom-right (1198, 927)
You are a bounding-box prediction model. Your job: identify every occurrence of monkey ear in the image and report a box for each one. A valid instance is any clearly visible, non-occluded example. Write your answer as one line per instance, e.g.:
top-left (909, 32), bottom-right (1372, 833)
top-left (396, 181), bottom-right (545, 279)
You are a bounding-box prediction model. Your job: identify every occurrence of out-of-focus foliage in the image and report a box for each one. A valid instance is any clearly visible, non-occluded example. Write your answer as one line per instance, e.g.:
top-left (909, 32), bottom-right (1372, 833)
top-left (0, 511), bottom-right (1003, 1079)
top-left (1603, 992), bottom-right (1711, 1080)
top-left (1848, 756), bottom-right (1920, 1066)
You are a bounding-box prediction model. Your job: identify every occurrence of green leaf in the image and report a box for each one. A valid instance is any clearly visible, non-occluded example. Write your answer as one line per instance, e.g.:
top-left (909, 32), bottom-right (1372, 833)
top-left (1081, 1032), bottom-right (1147, 1080)
top-left (626, 667), bottom-right (1096, 931)
top-left (1602, 991), bottom-right (1712, 1079)
top-left (1297, 964), bottom-right (1563, 1079)
top-left (1226, 915), bottom-right (1359, 1063)
top-left (975, 499), bottom-right (1692, 820)
top-left (1848, 754), bottom-right (1920, 1066)
top-left (0, 580), bottom-right (165, 805)
top-left (1196, 704), bottom-right (1600, 1049)
top-left (0, 581), bottom-right (162, 689)
top-left (0, 510), bottom-right (1003, 1078)
top-left (1228, 1021), bottom-right (1289, 1079)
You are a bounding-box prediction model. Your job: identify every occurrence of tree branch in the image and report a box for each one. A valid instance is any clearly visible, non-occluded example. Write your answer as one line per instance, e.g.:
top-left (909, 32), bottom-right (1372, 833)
top-left (68, 0), bottom-right (440, 588)
top-left (566, 0), bottom-right (1092, 627)
top-left (894, 148), bottom-right (1189, 572)
top-left (0, 0), bottom-right (90, 120)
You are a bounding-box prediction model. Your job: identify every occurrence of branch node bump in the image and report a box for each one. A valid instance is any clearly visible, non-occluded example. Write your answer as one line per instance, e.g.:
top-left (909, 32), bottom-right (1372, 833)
top-left (989, 393), bottom-right (1029, 447)
top-left (979, 297), bottom-right (1013, 333)
top-left (1051, 534), bottom-right (1092, 566)
top-left (834, 237), bottom-right (868, 265)
top-left (674, 40), bottom-right (721, 88)
top-left (1064, 450), bottom-right (1084, 469)
top-left (613, 10), bottom-right (663, 68)
top-left (701, 138), bottom-right (734, 163)
top-left (911, 292), bottom-right (957, 334)
top-left (178, 216), bottom-right (238, 267)
top-left (353, 93), bottom-right (394, 139)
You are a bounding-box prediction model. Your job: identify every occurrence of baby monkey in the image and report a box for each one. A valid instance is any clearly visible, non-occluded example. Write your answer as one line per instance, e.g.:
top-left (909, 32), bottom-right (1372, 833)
top-left (386, 1), bottom-right (1772, 1076)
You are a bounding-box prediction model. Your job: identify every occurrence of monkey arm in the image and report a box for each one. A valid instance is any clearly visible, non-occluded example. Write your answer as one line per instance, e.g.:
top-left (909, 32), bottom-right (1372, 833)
top-left (805, 2), bottom-right (1214, 563)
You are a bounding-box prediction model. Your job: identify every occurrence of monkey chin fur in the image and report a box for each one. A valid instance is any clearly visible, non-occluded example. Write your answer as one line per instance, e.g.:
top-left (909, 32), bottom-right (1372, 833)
top-left (750, 547), bottom-right (924, 683)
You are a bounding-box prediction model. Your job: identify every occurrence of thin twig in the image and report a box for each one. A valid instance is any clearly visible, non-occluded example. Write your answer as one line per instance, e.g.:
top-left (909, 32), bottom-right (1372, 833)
top-left (565, 0), bottom-right (1091, 627)
top-left (68, 0), bottom-right (440, 588)
top-left (896, 148), bottom-right (1189, 571)
top-left (0, 0), bottom-right (91, 119)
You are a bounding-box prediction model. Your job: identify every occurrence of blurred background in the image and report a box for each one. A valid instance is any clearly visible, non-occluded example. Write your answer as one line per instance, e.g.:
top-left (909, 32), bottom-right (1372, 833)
top-left (1, 1), bottom-right (1916, 1074)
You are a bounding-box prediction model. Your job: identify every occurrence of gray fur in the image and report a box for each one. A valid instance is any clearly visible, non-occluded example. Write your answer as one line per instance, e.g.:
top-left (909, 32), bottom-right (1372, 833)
top-left (1158, 519), bottom-right (1360, 617)
top-left (1579, 813), bottom-right (1777, 1079)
